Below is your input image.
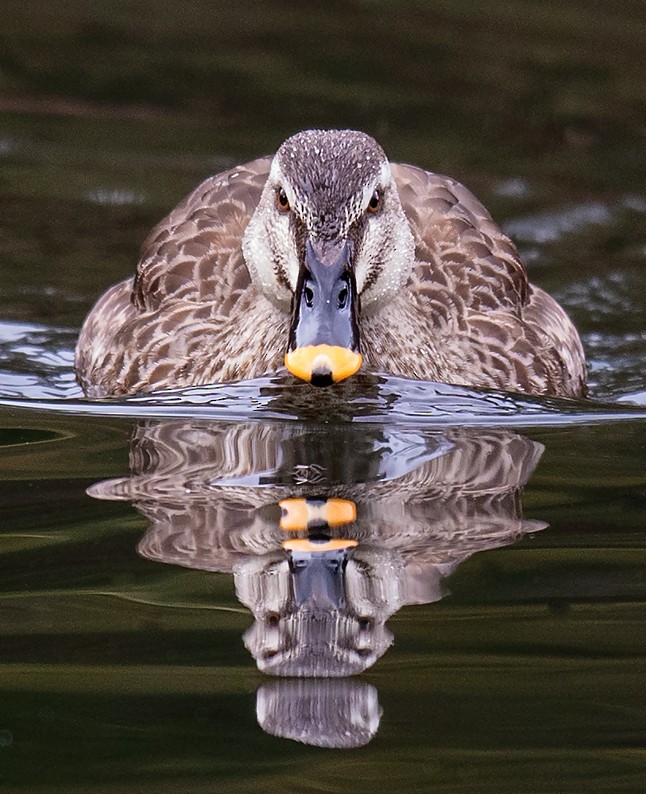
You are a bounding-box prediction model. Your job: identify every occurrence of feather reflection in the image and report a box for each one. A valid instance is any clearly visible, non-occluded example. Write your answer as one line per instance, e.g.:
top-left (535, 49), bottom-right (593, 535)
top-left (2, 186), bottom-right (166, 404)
top-left (88, 419), bottom-right (545, 747)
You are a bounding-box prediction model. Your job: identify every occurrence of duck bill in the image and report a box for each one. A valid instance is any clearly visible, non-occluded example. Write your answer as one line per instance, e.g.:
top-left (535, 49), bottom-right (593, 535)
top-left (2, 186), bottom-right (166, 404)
top-left (285, 239), bottom-right (362, 387)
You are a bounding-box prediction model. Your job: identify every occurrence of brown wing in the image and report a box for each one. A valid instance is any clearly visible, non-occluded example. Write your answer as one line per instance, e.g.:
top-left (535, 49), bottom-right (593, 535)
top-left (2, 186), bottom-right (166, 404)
top-left (522, 284), bottom-right (587, 396)
top-left (76, 157), bottom-right (287, 396)
top-left (387, 163), bottom-right (586, 396)
top-left (133, 157), bottom-right (271, 310)
top-left (393, 163), bottom-right (529, 314)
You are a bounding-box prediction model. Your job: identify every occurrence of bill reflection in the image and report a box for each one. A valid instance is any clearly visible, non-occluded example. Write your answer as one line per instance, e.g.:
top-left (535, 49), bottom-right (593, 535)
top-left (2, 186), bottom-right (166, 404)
top-left (88, 420), bottom-right (546, 748)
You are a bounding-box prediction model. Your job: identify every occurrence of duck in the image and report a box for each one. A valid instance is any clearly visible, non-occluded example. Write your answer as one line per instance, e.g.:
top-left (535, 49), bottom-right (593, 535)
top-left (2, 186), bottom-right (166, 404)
top-left (75, 129), bottom-right (586, 398)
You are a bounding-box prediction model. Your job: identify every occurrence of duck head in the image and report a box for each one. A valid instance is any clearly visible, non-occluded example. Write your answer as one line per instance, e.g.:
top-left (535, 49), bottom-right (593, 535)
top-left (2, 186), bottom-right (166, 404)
top-left (242, 130), bottom-right (415, 386)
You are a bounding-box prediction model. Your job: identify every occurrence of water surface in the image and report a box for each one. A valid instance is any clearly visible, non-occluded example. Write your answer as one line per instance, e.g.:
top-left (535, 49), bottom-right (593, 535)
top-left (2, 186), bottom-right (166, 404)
top-left (0, 1), bottom-right (645, 791)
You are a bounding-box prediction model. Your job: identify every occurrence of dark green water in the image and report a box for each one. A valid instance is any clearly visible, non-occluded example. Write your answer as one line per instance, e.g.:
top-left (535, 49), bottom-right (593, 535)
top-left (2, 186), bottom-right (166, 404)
top-left (0, 1), bottom-right (645, 791)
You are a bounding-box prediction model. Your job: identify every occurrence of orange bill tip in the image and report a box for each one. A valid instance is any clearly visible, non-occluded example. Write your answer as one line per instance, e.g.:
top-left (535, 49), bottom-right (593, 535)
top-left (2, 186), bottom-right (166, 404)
top-left (285, 345), bottom-right (362, 384)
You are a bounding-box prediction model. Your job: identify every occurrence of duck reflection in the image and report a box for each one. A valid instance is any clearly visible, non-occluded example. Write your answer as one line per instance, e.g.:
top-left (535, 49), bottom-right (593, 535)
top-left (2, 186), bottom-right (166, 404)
top-left (256, 679), bottom-right (381, 749)
top-left (88, 419), bottom-right (545, 747)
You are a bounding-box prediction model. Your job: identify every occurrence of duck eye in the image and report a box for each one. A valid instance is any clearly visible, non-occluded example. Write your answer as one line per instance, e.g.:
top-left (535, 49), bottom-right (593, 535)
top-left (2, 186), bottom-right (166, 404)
top-left (276, 187), bottom-right (290, 212)
top-left (367, 189), bottom-right (382, 213)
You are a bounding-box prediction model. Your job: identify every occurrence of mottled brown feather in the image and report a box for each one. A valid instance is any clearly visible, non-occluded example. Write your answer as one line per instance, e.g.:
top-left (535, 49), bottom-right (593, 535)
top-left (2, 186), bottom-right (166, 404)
top-left (76, 155), bottom-right (586, 397)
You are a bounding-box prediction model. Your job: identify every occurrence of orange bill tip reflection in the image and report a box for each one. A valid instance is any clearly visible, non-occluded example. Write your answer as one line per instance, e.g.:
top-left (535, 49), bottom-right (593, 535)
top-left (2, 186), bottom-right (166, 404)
top-left (282, 538), bottom-right (359, 553)
top-left (279, 497), bottom-right (358, 532)
top-left (285, 345), bottom-right (362, 385)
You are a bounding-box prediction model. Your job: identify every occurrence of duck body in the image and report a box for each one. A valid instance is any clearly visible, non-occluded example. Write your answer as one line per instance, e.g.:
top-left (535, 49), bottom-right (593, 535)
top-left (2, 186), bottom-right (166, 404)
top-left (76, 130), bottom-right (586, 398)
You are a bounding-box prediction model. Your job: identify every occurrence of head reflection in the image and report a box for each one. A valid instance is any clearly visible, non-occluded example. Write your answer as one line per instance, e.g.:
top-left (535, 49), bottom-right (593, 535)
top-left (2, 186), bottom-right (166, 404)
top-left (237, 531), bottom-right (398, 677)
top-left (256, 679), bottom-right (381, 749)
top-left (88, 419), bottom-right (546, 747)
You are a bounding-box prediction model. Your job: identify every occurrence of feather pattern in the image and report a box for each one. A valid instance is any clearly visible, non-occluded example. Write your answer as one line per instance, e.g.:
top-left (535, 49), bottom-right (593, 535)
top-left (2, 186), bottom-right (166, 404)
top-left (76, 140), bottom-right (586, 397)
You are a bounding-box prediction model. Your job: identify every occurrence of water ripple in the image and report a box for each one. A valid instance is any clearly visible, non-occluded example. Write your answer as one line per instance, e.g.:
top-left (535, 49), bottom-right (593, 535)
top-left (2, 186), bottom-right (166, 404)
top-left (504, 202), bottom-right (614, 244)
top-left (0, 374), bottom-right (644, 428)
top-left (0, 320), bottom-right (644, 428)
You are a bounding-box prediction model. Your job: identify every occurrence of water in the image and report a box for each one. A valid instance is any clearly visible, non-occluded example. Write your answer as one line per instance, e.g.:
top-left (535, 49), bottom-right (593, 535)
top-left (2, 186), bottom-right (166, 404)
top-left (1, 2), bottom-right (645, 791)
